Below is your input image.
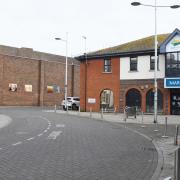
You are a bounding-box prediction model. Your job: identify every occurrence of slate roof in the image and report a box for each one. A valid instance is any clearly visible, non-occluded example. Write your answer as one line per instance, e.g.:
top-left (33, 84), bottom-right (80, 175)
top-left (77, 33), bottom-right (170, 60)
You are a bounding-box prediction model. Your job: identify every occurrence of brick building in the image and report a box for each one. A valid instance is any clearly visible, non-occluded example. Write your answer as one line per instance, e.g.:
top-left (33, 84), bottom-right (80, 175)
top-left (0, 45), bottom-right (80, 106)
top-left (77, 28), bottom-right (180, 115)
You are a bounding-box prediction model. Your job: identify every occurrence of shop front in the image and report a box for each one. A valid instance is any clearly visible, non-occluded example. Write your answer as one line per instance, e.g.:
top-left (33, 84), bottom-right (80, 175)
top-left (161, 28), bottom-right (180, 115)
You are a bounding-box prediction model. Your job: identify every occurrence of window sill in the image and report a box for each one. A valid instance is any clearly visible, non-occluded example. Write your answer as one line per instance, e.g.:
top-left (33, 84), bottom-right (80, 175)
top-left (128, 70), bottom-right (138, 73)
top-left (102, 71), bottom-right (112, 74)
top-left (149, 69), bottom-right (160, 72)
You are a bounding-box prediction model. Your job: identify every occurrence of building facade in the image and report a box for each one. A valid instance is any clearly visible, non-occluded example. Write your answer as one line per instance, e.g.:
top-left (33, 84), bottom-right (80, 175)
top-left (77, 29), bottom-right (180, 115)
top-left (0, 45), bottom-right (80, 106)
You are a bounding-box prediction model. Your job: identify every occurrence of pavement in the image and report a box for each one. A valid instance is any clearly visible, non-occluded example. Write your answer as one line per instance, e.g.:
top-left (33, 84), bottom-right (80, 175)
top-left (51, 108), bottom-right (180, 180)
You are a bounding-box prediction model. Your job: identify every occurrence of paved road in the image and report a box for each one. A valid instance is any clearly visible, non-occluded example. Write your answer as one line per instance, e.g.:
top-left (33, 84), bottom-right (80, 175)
top-left (0, 107), bottom-right (157, 180)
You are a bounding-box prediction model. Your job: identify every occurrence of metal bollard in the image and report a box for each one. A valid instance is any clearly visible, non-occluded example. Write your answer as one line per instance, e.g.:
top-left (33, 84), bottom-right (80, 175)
top-left (141, 111), bottom-right (146, 128)
top-left (78, 106), bottom-right (81, 115)
top-left (174, 147), bottom-right (180, 180)
top-left (174, 125), bottom-right (179, 146)
top-left (162, 117), bottom-right (168, 138)
top-left (90, 107), bottom-right (92, 118)
top-left (154, 120), bottom-right (159, 132)
top-left (54, 104), bottom-right (57, 113)
top-left (101, 108), bottom-right (103, 119)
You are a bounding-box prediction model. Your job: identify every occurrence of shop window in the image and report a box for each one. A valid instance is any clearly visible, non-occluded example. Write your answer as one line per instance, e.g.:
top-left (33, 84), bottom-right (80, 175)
top-left (166, 52), bottom-right (180, 77)
top-left (130, 57), bottom-right (138, 71)
top-left (104, 59), bottom-right (111, 72)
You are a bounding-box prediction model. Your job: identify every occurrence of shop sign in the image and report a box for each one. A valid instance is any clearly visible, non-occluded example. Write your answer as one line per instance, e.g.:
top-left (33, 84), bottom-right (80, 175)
top-left (166, 35), bottom-right (180, 52)
top-left (88, 98), bottom-right (96, 104)
top-left (164, 78), bottom-right (180, 88)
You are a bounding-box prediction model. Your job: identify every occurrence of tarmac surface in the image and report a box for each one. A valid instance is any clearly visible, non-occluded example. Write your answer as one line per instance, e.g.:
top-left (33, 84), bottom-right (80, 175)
top-left (0, 107), bottom-right (160, 180)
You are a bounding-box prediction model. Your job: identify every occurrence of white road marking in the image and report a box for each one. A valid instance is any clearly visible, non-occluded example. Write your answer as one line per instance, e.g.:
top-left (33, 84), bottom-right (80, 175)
top-left (47, 131), bottom-right (62, 140)
top-left (56, 124), bottom-right (65, 128)
top-left (38, 133), bottom-right (43, 137)
top-left (44, 130), bottom-right (48, 133)
top-left (12, 141), bottom-right (22, 146)
top-left (26, 137), bottom-right (35, 141)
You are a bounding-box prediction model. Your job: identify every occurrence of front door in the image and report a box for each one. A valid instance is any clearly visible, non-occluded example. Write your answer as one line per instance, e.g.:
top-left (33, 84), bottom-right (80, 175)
top-left (171, 90), bottom-right (180, 115)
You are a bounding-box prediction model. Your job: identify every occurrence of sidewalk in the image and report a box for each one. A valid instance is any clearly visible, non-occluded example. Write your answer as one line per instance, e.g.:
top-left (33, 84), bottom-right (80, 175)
top-left (48, 109), bottom-right (180, 180)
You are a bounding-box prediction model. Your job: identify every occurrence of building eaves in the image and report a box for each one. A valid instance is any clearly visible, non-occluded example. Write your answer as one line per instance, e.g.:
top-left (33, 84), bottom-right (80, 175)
top-left (76, 33), bottom-right (170, 61)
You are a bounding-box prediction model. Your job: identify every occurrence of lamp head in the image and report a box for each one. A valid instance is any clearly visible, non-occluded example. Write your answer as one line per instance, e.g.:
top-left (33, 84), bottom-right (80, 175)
top-left (170, 5), bottom-right (180, 9)
top-left (131, 2), bottom-right (141, 6)
top-left (55, 38), bottom-right (61, 40)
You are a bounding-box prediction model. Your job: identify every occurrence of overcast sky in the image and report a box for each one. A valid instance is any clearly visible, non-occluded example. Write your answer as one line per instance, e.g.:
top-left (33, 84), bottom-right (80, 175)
top-left (0, 0), bottom-right (179, 57)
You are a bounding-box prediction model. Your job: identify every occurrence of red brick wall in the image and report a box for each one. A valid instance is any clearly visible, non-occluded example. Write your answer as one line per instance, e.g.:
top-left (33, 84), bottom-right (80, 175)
top-left (0, 54), bottom-right (80, 106)
top-left (120, 79), bottom-right (170, 114)
top-left (80, 58), bottom-right (120, 112)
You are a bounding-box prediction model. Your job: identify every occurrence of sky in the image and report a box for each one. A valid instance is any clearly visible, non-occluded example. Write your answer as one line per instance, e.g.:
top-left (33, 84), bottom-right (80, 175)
top-left (0, 0), bottom-right (179, 57)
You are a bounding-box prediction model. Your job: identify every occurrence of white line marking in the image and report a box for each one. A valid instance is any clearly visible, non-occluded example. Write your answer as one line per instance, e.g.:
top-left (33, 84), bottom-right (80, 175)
top-left (26, 137), bottom-right (35, 141)
top-left (12, 141), bottom-right (22, 146)
top-left (44, 130), bottom-right (48, 133)
top-left (38, 133), bottom-right (43, 137)
top-left (56, 124), bottom-right (65, 128)
top-left (47, 131), bottom-right (62, 140)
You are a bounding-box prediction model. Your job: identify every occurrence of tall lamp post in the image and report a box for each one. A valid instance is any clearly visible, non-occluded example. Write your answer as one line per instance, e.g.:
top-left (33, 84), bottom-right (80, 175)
top-left (55, 32), bottom-right (68, 110)
top-left (131, 1), bottom-right (180, 123)
top-left (82, 36), bottom-right (87, 111)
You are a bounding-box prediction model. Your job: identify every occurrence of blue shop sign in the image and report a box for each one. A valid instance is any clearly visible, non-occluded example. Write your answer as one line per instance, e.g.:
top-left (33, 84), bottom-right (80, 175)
top-left (164, 78), bottom-right (180, 88)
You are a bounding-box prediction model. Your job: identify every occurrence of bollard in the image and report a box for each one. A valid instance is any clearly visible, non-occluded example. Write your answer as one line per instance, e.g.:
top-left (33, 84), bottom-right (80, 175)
top-left (101, 108), bottom-right (103, 119)
top-left (123, 109), bottom-right (127, 127)
top-left (174, 125), bottom-right (179, 146)
top-left (154, 120), bottom-right (159, 132)
top-left (54, 104), bottom-right (57, 113)
top-left (162, 117), bottom-right (168, 138)
top-left (141, 111), bottom-right (146, 128)
top-left (114, 107), bottom-right (116, 114)
top-left (90, 107), bottom-right (92, 118)
top-left (174, 147), bottom-right (180, 180)
top-left (78, 106), bottom-right (81, 116)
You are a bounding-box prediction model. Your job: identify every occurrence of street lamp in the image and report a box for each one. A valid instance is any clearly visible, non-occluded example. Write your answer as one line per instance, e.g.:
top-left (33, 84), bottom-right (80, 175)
top-left (82, 36), bottom-right (87, 111)
top-left (131, 1), bottom-right (180, 123)
top-left (55, 32), bottom-right (68, 111)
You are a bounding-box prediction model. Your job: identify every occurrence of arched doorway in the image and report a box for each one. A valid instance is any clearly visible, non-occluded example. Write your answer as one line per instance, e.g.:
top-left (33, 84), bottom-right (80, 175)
top-left (100, 89), bottom-right (114, 111)
top-left (126, 89), bottom-right (141, 110)
top-left (146, 89), bottom-right (163, 113)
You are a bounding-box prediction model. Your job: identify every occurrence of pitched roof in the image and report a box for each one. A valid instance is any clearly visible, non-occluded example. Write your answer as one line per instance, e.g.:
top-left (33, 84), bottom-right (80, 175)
top-left (89, 33), bottom-right (170, 56)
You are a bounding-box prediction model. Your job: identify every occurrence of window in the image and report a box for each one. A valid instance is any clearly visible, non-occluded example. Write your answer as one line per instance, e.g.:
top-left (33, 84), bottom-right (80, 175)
top-left (104, 59), bottom-right (111, 72)
top-left (130, 57), bottom-right (137, 71)
top-left (150, 56), bottom-right (159, 70)
top-left (166, 52), bottom-right (180, 77)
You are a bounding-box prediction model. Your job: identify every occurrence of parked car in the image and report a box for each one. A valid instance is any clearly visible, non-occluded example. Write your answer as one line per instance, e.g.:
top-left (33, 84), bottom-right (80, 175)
top-left (61, 97), bottom-right (80, 110)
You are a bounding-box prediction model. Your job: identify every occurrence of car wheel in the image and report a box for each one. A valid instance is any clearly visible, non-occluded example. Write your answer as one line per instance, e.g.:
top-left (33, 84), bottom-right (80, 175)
top-left (72, 104), bottom-right (77, 110)
top-left (63, 106), bottom-right (67, 111)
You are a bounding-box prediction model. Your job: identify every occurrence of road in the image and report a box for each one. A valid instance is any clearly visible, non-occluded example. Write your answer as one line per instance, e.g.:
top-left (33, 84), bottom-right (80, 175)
top-left (0, 107), bottom-right (157, 180)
